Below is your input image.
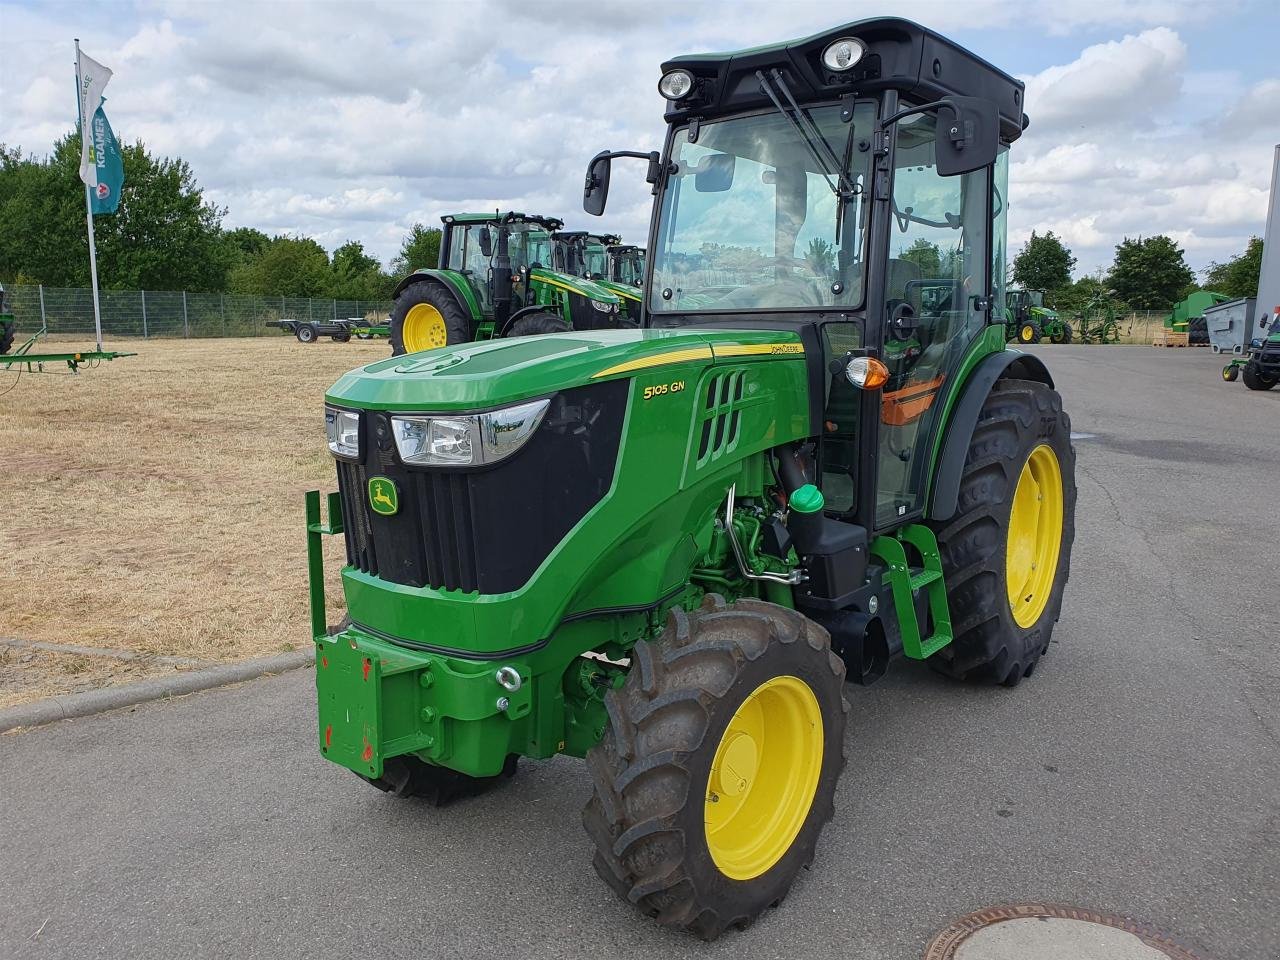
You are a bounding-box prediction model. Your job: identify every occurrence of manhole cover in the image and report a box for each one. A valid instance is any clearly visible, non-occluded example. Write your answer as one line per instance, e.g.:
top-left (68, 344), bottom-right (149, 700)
top-left (923, 904), bottom-right (1207, 960)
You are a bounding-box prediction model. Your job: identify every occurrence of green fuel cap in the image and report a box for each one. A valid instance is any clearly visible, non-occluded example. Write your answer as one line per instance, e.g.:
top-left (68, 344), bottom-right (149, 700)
top-left (788, 483), bottom-right (824, 514)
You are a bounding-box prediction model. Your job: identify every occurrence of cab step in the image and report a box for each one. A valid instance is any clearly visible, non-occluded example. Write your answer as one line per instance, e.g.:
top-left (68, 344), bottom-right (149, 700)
top-left (870, 524), bottom-right (954, 660)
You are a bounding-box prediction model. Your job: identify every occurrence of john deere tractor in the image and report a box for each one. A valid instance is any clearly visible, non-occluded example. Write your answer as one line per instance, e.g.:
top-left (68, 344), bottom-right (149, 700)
top-left (607, 243), bottom-right (645, 289)
top-left (1222, 314), bottom-right (1280, 389)
top-left (1008, 288), bottom-right (1070, 343)
top-left (308, 18), bottom-right (1075, 940)
top-left (388, 212), bottom-right (624, 354)
top-left (550, 230), bottom-right (643, 319)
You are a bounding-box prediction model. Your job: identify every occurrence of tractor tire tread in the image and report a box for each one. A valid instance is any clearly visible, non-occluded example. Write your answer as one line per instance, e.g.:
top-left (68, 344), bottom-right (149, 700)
top-left (390, 279), bottom-right (472, 356)
top-left (583, 596), bottom-right (847, 940)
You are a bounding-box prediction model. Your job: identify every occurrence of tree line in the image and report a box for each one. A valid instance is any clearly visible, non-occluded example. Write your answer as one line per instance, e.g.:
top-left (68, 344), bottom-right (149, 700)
top-left (1012, 230), bottom-right (1263, 313)
top-left (0, 130), bottom-right (443, 298)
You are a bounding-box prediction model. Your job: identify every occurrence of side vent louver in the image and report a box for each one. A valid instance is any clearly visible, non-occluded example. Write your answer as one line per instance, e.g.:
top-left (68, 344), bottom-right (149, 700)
top-left (695, 369), bottom-right (746, 467)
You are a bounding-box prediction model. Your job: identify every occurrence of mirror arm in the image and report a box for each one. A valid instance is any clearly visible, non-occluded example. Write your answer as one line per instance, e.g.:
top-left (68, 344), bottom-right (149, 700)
top-left (879, 99), bottom-right (954, 131)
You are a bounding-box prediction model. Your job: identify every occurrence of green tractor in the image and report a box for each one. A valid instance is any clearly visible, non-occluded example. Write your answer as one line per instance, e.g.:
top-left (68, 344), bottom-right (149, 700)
top-left (1222, 316), bottom-right (1280, 389)
top-left (0, 283), bottom-right (15, 355)
top-left (549, 230), bottom-right (643, 318)
top-left (308, 17), bottom-right (1075, 939)
top-left (607, 243), bottom-right (646, 289)
top-left (1007, 288), bottom-right (1070, 344)
top-left (388, 212), bottom-right (625, 355)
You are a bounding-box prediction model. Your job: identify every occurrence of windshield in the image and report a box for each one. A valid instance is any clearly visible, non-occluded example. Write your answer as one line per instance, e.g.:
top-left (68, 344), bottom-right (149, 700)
top-left (584, 242), bottom-right (609, 280)
top-left (650, 101), bottom-right (877, 313)
top-left (613, 250), bottom-right (643, 285)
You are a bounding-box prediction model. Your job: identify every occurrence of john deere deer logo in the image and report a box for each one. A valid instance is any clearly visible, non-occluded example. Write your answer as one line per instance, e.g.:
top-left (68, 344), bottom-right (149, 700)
top-left (367, 477), bottom-right (399, 516)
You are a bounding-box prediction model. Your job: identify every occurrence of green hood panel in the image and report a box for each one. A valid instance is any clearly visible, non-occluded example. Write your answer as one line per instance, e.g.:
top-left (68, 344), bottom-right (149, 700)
top-left (529, 268), bottom-right (622, 304)
top-left (326, 328), bottom-right (807, 411)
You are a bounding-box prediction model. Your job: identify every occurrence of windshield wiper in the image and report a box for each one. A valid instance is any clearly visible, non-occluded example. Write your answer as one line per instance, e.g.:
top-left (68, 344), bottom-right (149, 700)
top-left (755, 68), bottom-right (858, 202)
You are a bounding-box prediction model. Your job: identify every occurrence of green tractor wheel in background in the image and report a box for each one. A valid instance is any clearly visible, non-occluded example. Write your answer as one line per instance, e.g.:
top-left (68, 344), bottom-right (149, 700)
top-left (584, 598), bottom-right (848, 939)
top-left (1017, 321), bottom-right (1041, 344)
top-left (1048, 321), bottom-right (1073, 344)
top-left (507, 311), bottom-right (570, 336)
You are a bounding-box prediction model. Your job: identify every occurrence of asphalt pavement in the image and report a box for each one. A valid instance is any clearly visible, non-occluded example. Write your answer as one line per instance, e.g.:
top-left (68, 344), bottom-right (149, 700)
top-left (2, 345), bottom-right (1277, 960)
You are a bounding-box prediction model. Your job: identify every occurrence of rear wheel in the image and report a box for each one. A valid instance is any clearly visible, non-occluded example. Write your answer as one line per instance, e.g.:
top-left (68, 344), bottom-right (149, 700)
top-left (358, 753), bottom-right (518, 806)
top-left (583, 596), bottom-right (847, 940)
top-left (930, 378), bottom-right (1077, 684)
top-left (390, 281), bottom-right (472, 356)
top-left (1017, 322), bottom-right (1041, 345)
top-left (295, 324), bottom-right (317, 343)
top-left (1242, 361), bottom-right (1277, 390)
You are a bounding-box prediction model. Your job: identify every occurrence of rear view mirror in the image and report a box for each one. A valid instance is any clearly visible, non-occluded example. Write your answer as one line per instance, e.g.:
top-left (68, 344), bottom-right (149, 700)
top-left (584, 151), bottom-right (612, 216)
top-left (694, 153), bottom-right (735, 192)
top-left (935, 96), bottom-right (999, 176)
top-left (476, 227), bottom-right (493, 258)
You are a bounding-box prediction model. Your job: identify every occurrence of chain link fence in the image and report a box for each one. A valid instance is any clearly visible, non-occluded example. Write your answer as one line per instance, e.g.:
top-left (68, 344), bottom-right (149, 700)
top-left (2, 285), bottom-right (393, 339)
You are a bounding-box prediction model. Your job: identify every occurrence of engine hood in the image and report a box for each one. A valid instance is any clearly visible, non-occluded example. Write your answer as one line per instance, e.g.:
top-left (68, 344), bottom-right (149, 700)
top-left (326, 327), bottom-right (807, 411)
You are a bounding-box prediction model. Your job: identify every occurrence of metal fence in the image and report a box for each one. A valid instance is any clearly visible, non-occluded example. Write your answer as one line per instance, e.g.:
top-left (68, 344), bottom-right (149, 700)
top-left (2, 285), bottom-right (394, 339)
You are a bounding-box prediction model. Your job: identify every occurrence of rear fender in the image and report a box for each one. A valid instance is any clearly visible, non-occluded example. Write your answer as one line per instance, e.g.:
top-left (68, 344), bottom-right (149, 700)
top-left (927, 350), bottom-right (1054, 523)
top-left (392, 269), bottom-right (483, 322)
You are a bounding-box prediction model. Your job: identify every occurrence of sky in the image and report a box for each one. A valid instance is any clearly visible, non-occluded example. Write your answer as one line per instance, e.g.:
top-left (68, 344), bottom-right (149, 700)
top-left (2, 0), bottom-right (1278, 278)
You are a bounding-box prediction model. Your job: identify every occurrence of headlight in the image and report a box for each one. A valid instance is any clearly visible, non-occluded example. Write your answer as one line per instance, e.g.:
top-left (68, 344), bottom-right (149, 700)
top-left (325, 406), bottom-right (360, 460)
top-left (590, 299), bottom-right (616, 313)
top-left (658, 69), bottom-right (695, 101)
top-left (821, 37), bottom-right (865, 72)
top-left (391, 398), bottom-right (550, 467)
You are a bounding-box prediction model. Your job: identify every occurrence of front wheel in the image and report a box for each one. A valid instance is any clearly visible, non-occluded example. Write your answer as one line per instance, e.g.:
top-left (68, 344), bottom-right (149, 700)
top-left (1017, 322), bottom-right (1041, 345)
top-left (1222, 364), bottom-right (1239, 382)
top-left (1242, 361), bottom-right (1277, 390)
top-left (584, 597), bottom-right (847, 940)
top-left (930, 378), bottom-right (1077, 684)
top-left (295, 324), bottom-right (317, 343)
top-left (507, 311), bottom-right (569, 336)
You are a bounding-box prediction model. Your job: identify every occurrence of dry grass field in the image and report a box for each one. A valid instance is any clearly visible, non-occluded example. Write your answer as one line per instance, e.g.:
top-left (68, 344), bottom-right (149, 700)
top-left (1, 336), bottom-right (386, 707)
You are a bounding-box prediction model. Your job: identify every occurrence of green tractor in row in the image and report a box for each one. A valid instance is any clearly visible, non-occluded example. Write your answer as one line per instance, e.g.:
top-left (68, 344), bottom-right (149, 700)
top-left (1007, 288), bottom-right (1072, 343)
top-left (308, 17), bottom-right (1076, 939)
top-left (607, 242), bottom-right (645, 289)
top-left (388, 212), bottom-right (626, 355)
top-left (548, 231), bottom-right (643, 318)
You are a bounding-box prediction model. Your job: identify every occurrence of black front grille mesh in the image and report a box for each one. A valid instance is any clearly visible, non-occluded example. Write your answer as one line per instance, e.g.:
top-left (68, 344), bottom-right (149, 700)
top-left (334, 380), bottom-right (627, 594)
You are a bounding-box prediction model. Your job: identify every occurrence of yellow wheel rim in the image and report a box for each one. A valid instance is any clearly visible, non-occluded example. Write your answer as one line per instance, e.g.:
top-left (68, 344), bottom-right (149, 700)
top-left (1019, 325), bottom-right (1035, 342)
top-left (1006, 444), bottom-right (1064, 628)
top-left (402, 303), bottom-right (448, 352)
top-left (704, 675), bottom-right (823, 880)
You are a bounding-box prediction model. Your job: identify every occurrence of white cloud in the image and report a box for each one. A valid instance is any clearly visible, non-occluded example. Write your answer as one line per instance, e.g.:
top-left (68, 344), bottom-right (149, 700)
top-left (0, 0), bottom-right (1275, 280)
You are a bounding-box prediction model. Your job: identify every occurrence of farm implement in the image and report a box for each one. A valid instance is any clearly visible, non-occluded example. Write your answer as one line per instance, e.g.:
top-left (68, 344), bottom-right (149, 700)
top-left (0, 289), bottom-right (133, 373)
top-left (305, 17), bottom-right (1075, 939)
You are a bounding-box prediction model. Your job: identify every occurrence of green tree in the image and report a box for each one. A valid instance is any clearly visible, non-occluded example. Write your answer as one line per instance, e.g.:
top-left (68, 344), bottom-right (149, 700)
top-left (1203, 237), bottom-right (1263, 299)
top-left (1107, 235), bottom-right (1195, 309)
top-left (329, 240), bottom-right (392, 300)
top-left (0, 132), bottom-right (230, 290)
top-left (898, 238), bottom-right (942, 277)
top-left (1012, 230), bottom-right (1075, 293)
top-left (804, 237), bottom-right (835, 276)
top-left (229, 236), bottom-right (330, 297)
top-left (220, 227), bottom-right (271, 270)
top-left (391, 224), bottom-right (442, 276)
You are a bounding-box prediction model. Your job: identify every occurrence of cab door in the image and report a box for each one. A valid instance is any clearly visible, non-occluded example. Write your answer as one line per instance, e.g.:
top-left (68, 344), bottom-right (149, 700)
top-left (872, 110), bottom-right (992, 528)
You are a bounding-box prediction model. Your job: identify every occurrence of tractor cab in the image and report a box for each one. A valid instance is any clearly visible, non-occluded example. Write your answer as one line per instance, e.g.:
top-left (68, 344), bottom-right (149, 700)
top-left (607, 244), bottom-right (645, 287)
top-left (552, 231), bottom-right (642, 317)
top-left (387, 212), bottom-right (624, 353)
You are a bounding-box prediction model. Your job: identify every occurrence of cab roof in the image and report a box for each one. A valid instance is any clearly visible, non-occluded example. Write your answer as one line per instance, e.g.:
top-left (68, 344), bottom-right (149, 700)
top-left (441, 212), bottom-right (564, 231)
top-left (662, 17), bottom-right (1027, 143)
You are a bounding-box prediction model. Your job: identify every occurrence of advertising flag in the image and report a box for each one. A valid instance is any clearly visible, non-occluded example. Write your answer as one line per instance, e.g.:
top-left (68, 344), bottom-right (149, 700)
top-left (89, 104), bottom-right (124, 215)
top-left (76, 49), bottom-right (112, 187)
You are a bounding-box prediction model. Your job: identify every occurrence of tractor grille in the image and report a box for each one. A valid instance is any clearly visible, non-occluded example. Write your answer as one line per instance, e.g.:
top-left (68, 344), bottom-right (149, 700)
top-left (335, 380), bottom-right (628, 594)
top-left (695, 369), bottom-right (745, 467)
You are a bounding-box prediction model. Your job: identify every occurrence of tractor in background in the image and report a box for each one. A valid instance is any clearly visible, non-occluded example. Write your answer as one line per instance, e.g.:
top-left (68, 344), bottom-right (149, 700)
top-left (388, 212), bottom-right (624, 355)
top-left (550, 231), bottom-right (643, 320)
top-left (1222, 315), bottom-right (1280, 389)
top-left (308, 18), bottom-right (1075, 939)
top-left (1008, 288), bottom-right (1071, 343)
top-left (607, 243), bottom-right (645, 289)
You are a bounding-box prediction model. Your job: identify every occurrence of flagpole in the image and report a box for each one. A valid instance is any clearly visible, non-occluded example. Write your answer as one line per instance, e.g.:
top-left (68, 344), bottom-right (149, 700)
top-left (75, 38), bottom-right (104, 352)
